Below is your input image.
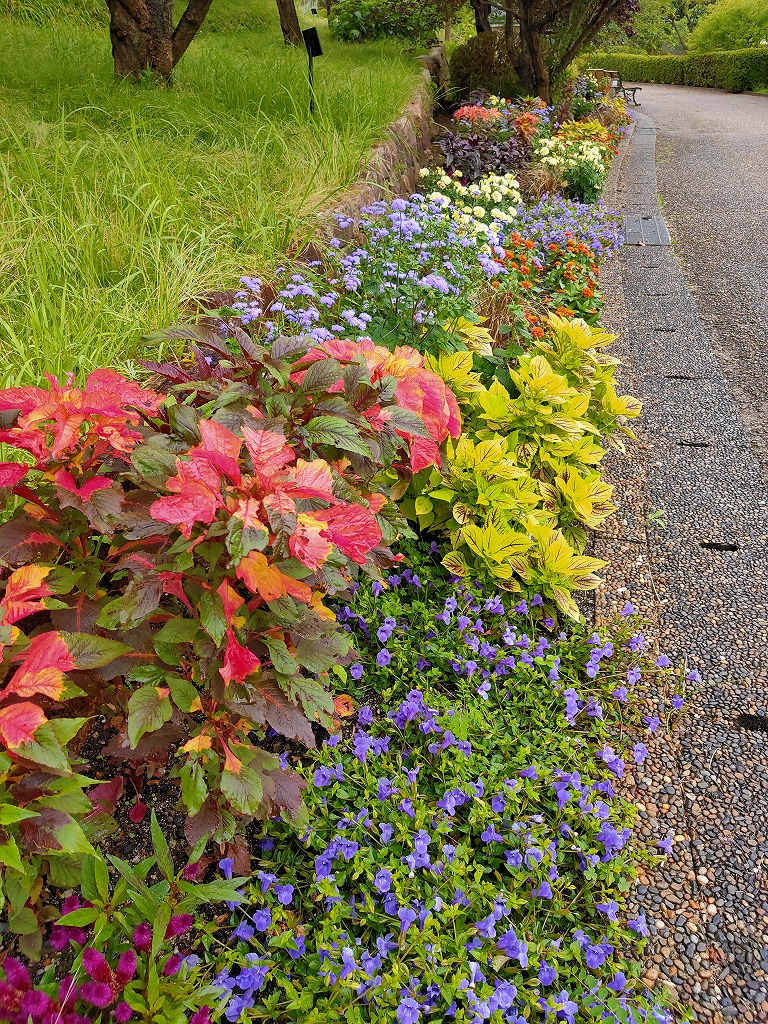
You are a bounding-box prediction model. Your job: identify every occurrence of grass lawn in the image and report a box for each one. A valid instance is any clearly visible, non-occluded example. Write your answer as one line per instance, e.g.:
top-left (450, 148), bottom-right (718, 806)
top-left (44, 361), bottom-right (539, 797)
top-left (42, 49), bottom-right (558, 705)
top-left (0, 0), bottom-right (421, 387)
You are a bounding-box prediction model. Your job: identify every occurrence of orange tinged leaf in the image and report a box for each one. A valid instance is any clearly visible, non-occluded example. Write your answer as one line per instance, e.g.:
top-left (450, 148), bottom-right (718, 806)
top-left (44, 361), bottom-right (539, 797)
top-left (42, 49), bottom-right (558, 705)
top-left (223, 745), bottom-right (243, 774)
top-left (333, 694), bottom-right (355, 718)
top-left (236, 552), bottom-right (312, 605)
top-left (310, 591), bottom-right (336, 622)
top-left (182, 734), bottom-right (213, 753)
top-left (0, 564), bottom-right (53, 625)
top-left (0, 701), bottom-right (47, 749)
top-left (286, 459), bottom-right (334, 501)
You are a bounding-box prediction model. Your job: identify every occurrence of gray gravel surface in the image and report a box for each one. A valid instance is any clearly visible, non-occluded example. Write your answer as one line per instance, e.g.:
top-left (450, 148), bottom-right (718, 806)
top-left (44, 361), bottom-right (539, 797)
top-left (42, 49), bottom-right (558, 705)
top-left (595, 89), bottom-right (768, 1024)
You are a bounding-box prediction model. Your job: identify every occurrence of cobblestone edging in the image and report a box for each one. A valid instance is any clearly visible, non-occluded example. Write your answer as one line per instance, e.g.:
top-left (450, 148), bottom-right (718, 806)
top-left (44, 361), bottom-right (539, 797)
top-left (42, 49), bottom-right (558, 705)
top-left (319, 44), bottom-right (448, 240)
top-left (596, 111), bottom-right (768, 1024)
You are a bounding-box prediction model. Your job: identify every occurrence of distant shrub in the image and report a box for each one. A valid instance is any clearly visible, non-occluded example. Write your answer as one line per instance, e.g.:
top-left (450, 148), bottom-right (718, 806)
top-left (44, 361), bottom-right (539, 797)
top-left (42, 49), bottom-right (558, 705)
top-left (589, 47), bottom-right (768, 91)
top-left (689, 0), bottom-right (768, 51)
top-left (328, 0), bottom-right (445, 43)
top-left (449, 30), bottom-right (521, 99)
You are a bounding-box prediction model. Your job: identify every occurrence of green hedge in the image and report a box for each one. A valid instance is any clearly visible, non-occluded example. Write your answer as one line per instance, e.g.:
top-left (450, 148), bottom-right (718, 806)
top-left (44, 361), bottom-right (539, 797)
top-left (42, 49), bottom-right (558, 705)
top-left (588, 47), bottom-right (768, 92)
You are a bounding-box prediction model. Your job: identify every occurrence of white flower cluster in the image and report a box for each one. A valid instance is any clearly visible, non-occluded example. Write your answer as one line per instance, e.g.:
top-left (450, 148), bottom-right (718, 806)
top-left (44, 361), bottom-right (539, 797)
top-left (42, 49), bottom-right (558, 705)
top-left (418, 168), bottom-right (522, 226)
top-left (533, 136), bottom-right (605, 173)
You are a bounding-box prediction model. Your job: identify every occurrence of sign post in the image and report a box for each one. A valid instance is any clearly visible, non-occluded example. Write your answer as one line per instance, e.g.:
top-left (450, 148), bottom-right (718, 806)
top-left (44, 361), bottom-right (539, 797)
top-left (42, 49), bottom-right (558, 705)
top-left (302, 27), bottom-right (323, 115)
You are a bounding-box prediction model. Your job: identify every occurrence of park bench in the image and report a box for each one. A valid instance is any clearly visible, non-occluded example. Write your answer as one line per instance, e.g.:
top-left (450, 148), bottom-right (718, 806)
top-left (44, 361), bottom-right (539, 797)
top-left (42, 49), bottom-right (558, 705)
top-left (585, 68), bottom-right (642, 106)
top-left (608, 71), bottom-right (642, 106)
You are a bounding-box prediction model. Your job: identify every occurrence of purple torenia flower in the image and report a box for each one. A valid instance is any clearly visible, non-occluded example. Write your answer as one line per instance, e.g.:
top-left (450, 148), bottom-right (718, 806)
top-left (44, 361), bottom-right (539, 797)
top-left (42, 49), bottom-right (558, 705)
top-left (374, 869), bottom-right (393, 893)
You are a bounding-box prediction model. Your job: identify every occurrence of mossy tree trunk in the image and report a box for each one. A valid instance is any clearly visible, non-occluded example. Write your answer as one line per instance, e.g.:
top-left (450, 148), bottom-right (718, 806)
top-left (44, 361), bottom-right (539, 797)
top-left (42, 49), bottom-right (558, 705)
top-left (104, 0), bottom-right (214, 80)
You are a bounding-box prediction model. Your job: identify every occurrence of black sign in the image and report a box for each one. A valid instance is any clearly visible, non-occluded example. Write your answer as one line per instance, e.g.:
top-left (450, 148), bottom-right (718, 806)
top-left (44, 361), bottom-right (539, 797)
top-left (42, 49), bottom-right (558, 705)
top-left (302, 27), bottom-right (323, 58)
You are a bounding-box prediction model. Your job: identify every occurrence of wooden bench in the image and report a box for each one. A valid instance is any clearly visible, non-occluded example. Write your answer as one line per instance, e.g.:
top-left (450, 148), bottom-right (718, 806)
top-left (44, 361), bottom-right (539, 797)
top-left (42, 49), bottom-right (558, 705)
top-left (608, 71), bottom-right (642, 106)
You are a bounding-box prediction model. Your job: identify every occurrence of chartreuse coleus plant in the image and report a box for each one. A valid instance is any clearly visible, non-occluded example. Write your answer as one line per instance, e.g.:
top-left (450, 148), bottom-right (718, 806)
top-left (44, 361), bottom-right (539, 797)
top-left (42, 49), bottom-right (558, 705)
top-left (184, 554), bottom-right (678, 1024)
top-left (398, 317), bottom-right (642, 618)
top-left (0, 327), bottom-right (460, 948)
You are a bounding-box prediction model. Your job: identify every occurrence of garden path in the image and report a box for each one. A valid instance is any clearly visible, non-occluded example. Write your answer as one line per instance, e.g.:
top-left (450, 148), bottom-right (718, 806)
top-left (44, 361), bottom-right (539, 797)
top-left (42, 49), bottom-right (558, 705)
top-left (595, 86), bottom-right (768, 1024)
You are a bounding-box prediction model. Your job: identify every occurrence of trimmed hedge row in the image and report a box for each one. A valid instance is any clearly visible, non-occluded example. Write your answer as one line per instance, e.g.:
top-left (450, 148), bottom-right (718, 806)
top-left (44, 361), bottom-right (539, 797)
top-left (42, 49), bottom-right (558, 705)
top-left (589, 47), bottom-right (768, 92)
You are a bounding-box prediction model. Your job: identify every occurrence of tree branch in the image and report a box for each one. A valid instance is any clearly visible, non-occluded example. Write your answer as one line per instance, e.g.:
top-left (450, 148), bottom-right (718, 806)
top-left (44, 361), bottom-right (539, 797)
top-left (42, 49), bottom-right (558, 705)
top-left (171, 0), bottom-right (214, 67)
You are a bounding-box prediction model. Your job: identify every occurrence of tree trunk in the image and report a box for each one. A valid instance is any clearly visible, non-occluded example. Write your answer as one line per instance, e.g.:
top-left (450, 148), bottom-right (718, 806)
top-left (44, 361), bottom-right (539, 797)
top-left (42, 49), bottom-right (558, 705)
top-left (469, 0), bottom-right (492, 33)
top-left (106, 0), bottom-right (174, 79)
top-left (275, 0), bottom-right (303, 46)
top-left (510, 20), bottom-right (551, 102)
top-left (105, 0), bottom-right (214, 79)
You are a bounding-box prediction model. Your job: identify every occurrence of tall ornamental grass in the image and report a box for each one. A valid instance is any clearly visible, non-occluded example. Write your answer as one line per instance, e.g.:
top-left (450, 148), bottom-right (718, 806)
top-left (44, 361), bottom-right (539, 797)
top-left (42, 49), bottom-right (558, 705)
top-left (0, 11), bottom-right (420, 387)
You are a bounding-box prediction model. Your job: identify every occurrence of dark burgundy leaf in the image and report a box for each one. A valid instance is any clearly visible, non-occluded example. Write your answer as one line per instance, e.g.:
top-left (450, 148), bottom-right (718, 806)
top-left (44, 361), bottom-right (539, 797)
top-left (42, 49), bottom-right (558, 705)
top-left (184, 796), bottom-right (221, 847)
top-left (0, 518), bottom-right (62, 567)
top-left (262, 767), bottom-right (306, 815)
top-left (230, 677), bottom-right (315, 748)
top-left (128, 798), bottom-right (148, 823)
top-left (86, 776), bottom-right (125, 818)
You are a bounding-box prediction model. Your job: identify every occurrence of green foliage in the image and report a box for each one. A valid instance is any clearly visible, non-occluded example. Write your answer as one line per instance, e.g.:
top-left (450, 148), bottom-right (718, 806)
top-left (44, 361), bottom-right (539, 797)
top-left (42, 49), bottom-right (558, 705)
top-left (448, 29), bottom-right (522, 99)
top-left (589, 46), bottom-right (768, 89)
top-left (193, 560), bottom-right (675, 1022)
top-left (591, 0), bottom-right (716, 54)
top-left (0, 332), bottom-right (456, 941)
top-left (329, 0), bottom-right (446, 44)
top-left (689, 0), bottom-right (768, 49)
top-left (0, 15), bottom-right (420, 389)
top-left (0, 814), bottom-right (242, 1014)
top-left (401, 316), bottom-right (641, 618)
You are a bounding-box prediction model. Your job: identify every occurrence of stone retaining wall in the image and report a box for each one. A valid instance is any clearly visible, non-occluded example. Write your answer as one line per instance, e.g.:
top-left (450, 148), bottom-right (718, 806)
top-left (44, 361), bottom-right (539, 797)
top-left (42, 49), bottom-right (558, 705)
top-left (319, 43), bottom-right (448, 241)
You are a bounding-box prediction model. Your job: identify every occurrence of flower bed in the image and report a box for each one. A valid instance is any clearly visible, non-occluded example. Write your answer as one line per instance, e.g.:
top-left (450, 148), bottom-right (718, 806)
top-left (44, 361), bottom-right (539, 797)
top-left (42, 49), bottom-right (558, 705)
top-left (0, 88), bottom-right (687, 1024)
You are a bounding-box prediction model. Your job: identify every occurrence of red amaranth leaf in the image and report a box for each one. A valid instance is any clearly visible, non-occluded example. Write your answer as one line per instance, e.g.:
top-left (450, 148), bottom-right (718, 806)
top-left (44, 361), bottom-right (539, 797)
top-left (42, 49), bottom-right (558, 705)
top-left (308, 503), bottom-right (382, 565)
top-left (241, 426), bottom-right (294, 475)
top-left (0, 702), bottom-right (47, 749)
top-left (288, 514), bottom-right (333, 570)
top-left (128, 798), bottom-right (147, 824)
top-left (0, 564), bottom-right (53, 625)
top-left (0, 462), bottom-right (28, 488)
top-left (219, 633), bottom-right (261, 686)
top-left (149, 457), bottom-right (224, 537)
top-left (86, 776), bottom-right (125, 818)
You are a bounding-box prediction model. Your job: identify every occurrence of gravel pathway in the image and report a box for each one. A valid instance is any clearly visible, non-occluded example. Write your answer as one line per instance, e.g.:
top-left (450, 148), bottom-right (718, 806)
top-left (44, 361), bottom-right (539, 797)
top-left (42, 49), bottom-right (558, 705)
top-left (595, 88), bottom-right (768, 1024)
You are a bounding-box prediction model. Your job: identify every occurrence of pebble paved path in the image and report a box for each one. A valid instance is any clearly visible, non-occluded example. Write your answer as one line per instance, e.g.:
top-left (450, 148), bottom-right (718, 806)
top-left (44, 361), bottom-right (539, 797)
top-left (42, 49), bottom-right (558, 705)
top-left (595, 86), bottom-right (768, 1023)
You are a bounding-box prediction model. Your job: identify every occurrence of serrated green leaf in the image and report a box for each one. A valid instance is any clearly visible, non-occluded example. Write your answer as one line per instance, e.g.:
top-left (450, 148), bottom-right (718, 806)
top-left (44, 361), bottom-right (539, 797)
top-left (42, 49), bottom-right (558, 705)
top-left (127, 686), bottom-right (172, 747)
top-left (303, 416), bottom-right (373, 457)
